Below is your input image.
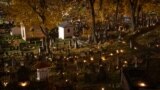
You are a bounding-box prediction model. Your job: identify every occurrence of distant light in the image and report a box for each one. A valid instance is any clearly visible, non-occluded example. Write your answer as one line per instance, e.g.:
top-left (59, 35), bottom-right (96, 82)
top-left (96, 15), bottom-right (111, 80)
top-left (34, 55), bottom-right (38, 59)
top-left (109, 53), bottom-right (113, 56)
top-left (53, 47), bottom-right (56, 49)
top-left (116, 66), bottom-right (119, 69)
top-left (62, 72), bottom-right (65, 75)
top-left (75, 56), bottom-right (78, 58)
top-left (124, 61), bottom-right (128, 64)
top-left (76, 73), bottom-right (79, 76)
top-left (83, 60), bottom-right (87, 63)
top-left (48, 58), bottom-right (52, 61)
top-left (156, 44), bottom-right (159, 47)
top-left (120, 49), bottom-right (124, 53)
top-left (36, 77), bottom-right (40, 81)
top-left (67, 57), bottom-right (69, 60)
top-left (65, 79), bottom-right (68, 82)
top-left (116, 50), bottom-right (119, 54)
top-left (6, 69), bottom-right (10, 73)
top-left (138, 82), bottom-right (147, 87)
top-left (97, 46), bottom-right (100, 49)
top-left (122, 41), bottom-right (126, 44)
top-left (89, 49), bottom-right (92, 52)
top-left (134, 47), bottom-right (137, 50)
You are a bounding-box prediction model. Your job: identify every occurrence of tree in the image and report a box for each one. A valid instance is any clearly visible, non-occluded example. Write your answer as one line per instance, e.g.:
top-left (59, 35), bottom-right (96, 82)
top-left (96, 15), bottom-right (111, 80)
top-left (3, 0), bottom-right (74, 53)
top-left (128, 0), bottom-right (144, 31)
top-left (129, 0), bottom-right (138, 31)
top-left (99, 0), bottom-right (103, 10)
top-left (115, 0), bottom-right (120, 23)
top-left (89, 0), bottom-right (98, 44)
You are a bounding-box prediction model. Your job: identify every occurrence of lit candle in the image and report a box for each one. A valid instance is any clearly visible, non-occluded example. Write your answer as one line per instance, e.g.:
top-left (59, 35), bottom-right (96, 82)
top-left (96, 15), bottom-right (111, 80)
top-left (19, 81), bottom-right (29, 87)
top-left (120, 49), bottom-right (124, 53)
top-left (90, 57), bottom-right (94, 61)
top-left (109, 53), bottom-right (113, 56)
top-left (101, 87), bottom-right (105, 90)
top-left (138, 82), bottom-right (147, 87)
top-left (101, 56), bottom-right (106, 61)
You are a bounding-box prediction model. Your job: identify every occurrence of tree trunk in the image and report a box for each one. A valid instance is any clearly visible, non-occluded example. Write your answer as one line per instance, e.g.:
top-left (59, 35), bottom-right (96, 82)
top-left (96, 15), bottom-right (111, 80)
top-left (99, 0), bottom-right (103, 10)
top-left (115, 0), bottom-right (120, 33)
top-left (89, 0), bottom-right (97, 44)
top-left (130, 8), bottom-right (136, 31)
top-left (115, 0), bottom-right (120, 23)
top-left (129, 0), bottom-right (138, 31)
top-left (45, 36), bottom-right (51, 54)
top-left (40, 25), bottom-right (51, 54)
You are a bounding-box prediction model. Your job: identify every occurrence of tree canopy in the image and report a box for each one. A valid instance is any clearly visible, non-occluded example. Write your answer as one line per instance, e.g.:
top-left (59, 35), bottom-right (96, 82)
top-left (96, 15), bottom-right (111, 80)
top-left (2, 0), bottom-right (76, 30)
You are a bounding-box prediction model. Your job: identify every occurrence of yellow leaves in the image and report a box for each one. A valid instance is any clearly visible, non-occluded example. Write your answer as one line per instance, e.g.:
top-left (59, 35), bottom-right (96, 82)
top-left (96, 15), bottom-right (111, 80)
top-left (3, 0), bottom-right (69, 30)
top-left (143, 3), bottom-right (157, 13)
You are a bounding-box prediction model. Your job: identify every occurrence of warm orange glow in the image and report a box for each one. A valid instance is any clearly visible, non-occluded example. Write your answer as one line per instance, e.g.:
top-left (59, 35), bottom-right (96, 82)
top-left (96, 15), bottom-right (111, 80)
top-left (90, 57), bottom-right (94, 61)
top-left (101, 87), bottom-right (105, 90)
top-left (101, 56), bottom-right (106, 61)
top-left (124, 61), bottom-right (128, 64)
top-left (116, 50), bottom-right (119, 54)
top-left (19, 81), bottom-right (29, 87)
top-left (120, 49), bottom-right (124, 53)
top-left (122, 41), bottom-right (126, 44)
top-left (3, 81), bottom-right (8, 87)
top-left (138, 82), bottom-right (147, 87)
top-left (65, 79), bottom-right (68, 82)
top-left (109, 53), bottom-right (113, 56)
top-left (156, 44), bottom-right (159, 47)
top-left (134, 47), bottom-right (137, 50)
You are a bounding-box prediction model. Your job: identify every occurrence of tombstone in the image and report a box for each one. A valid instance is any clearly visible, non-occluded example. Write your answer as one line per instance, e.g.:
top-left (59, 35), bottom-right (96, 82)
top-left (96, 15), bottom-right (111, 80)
top-left (49, 39), bottom-right (52, 47)
top-left (74, 40), bottom-right (78, 49)
top-left (129, 40), bottom-right (132, 48)
top-left (77, 40), bottom-right (81, 47)
top-left (103, 30), bottom-right (107, 39)
top-left (41, 38), bottom-right (45, 49)
top-left (134, 56), bottom-right (138, 68)
top-left (118, 34), bottom-right (121, 40)
top-left (21, 52), bottom-right (24, 56)
top-left (116, 57), bottom-right (119, 68)
top-left (39, 47), bottom-right (42, 54)
top-left (69, 40), bottom-right (72, 48)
